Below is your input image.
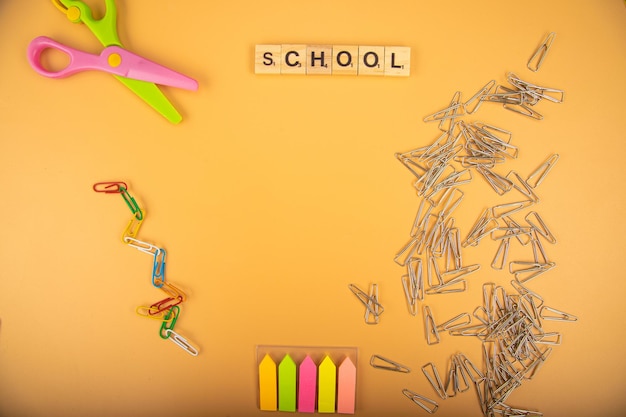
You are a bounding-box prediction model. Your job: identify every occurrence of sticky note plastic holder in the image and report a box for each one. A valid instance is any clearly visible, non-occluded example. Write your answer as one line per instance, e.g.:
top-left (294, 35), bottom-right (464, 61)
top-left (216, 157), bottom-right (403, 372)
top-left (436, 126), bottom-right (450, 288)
top-left (256, 345), bottom-right (358, 414)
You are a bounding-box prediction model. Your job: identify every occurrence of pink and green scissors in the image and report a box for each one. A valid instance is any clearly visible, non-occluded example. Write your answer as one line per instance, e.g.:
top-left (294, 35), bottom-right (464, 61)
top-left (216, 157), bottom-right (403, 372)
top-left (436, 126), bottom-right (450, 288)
top-left (27, 0), bottom-right (198, 124)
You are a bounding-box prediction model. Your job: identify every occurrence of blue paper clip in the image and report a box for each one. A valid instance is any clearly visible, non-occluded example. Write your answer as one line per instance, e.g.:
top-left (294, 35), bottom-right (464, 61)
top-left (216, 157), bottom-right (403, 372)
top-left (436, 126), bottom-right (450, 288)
top-left (152, 248), bottom-right (166, 287)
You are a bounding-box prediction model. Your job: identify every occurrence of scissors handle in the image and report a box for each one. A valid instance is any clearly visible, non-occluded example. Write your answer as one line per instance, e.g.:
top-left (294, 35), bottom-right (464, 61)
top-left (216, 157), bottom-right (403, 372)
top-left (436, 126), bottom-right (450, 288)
top-left (28, 36), bottom-right (111, 78)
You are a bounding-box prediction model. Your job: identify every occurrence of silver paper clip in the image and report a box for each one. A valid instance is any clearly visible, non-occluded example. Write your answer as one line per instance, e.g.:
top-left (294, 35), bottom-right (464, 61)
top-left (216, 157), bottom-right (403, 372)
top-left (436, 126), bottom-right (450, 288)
top-left (446, 357), bottom-right (464, 396)
top-left (165, 329), bottom-right (199, 356)
top-left (444, 361), bottom-right (458, 398)
top-left (463, 209), bottom-right (499, 247)
top-left (526, 211), bottom-right (557, 244)
top-left (509, 261), bottom-right (556, 283)
top-left (527, 32), bottom-right (556, 72)
top-left (491, 200), bottom-right (534, 219)
top-left (348, 283), bottom-right (384, 323)
top-left (539, 305), bottom-right (578, 322)
top-left (425, 278), bottom-right (467, 295)
top-left (507, 170), bottom-right (540, 203)
top-left (534, 332), bottom-right (562, 346)
top-left (437, 312), bottom-right (472, 332)
top-left (510, 279), bottom-right (544, 308)
top-left (502, 216), bottom-right (533, 246)
top-left (123, 236), bottom-right (159, 255)
top-left (411, 198), bottom-right (434, 237)
top-left (423, 305), bottom-right (440, 345)
top-left (529, 229), bottom-right (549, 264)
top-left (438, 91), bottom-right (463, 132)
top-left (476, 166), bottom-right (514, 195)
top-left (365, 283), bottom-right (382, 325)
top-left (526, 154), bottom-right (559, 188)
top-left (402, 257), bottom-right (423, 316)
top-left (394, 235), bottom-right (422, 266)
top-left (456, 353), bottom-right (484, 383)
top-left (402, 389), bottom-right (439, 413)
top-left (464, 80), bottom-right (495, 114)
top-left (370, 355), bottom-right (411, 373)
top-left (421, 362), bottom-right (447, 399)
top-left (440, 264), bottom-right (480, 284)
top-left (491, 231), bottom-right (511, 270)
top-left (423, 100), bottom-right (465, 123)
top-left (449, 355), bottom-right (471, 394)
top-left (504, 102), bottom-right (544, 120)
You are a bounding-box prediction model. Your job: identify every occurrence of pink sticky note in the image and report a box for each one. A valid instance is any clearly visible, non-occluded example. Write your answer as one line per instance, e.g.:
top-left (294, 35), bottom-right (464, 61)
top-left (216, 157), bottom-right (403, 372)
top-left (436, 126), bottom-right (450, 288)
top-left (337, 357), bottom-right (356, 414)
top-left (298, 355), bottom-right (317, 413)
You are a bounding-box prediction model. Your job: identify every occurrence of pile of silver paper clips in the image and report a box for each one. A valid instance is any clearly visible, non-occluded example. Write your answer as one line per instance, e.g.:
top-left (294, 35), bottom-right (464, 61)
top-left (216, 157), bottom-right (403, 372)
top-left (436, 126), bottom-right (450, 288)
top-left (369, 352), bottom-right (481, 414)
top-left (390, 32), bottom-right (576, 415)
top-left (423, 32), bottom-right (562, 124)
top-left (409, 279), bottom-right (577, 416)
top-left (93, 181), bottom-right (200, 356)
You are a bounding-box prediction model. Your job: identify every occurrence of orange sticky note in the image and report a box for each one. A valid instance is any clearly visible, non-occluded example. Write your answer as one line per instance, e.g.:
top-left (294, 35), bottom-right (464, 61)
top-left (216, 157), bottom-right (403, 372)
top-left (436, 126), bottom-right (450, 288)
top-left (259, 354), bottom-right (277, 410)
top-left (337, 357), bottom-right (356, 414)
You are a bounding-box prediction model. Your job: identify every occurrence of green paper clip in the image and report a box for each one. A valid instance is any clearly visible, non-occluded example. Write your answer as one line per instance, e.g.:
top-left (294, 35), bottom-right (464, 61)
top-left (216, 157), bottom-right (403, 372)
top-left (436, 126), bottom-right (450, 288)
top-left (160, 305), bottom-right (180, 339)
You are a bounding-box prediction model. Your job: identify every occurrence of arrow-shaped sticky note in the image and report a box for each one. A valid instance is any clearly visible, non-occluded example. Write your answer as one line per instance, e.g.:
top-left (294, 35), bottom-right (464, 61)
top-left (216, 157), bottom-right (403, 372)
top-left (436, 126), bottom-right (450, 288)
top-left (278, 354), bottom-right (297, 412)
top-left (337, 357), bottom-right (357, 414)
top-left (298, 355), bottom-right (317, 413)
top-left (318, 355), bottom-right (337, 413)
top-left (259, 353), bottom-right (277, 411)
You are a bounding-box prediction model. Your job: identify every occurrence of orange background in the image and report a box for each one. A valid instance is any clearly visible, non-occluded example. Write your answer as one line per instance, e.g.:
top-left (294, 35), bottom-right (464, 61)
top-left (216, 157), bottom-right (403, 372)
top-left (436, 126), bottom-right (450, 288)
top-left (1, 1), bottom-right (625, 416)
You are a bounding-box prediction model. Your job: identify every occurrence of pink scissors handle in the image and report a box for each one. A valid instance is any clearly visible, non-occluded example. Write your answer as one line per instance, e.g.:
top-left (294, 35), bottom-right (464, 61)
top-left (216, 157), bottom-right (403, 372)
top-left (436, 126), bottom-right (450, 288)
top-left (27, 36), bottom-right (110, 78)
top-left (27, 36), bottom-right (198, 90)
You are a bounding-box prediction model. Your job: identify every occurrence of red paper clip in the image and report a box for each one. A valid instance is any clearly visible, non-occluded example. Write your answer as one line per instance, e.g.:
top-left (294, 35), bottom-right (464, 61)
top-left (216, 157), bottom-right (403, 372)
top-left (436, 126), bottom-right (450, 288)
top-left (93, 181), bottom-right (128, 193)
top-left (149, 296), bottom-right (183, 315)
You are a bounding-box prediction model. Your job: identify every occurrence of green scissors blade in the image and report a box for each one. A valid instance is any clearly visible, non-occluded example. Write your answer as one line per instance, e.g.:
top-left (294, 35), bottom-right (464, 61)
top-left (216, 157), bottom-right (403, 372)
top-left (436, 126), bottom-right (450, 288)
top-left (115, 76), bottom-right (182, 124)
top-left (54, 0), bottom-right (182, 123)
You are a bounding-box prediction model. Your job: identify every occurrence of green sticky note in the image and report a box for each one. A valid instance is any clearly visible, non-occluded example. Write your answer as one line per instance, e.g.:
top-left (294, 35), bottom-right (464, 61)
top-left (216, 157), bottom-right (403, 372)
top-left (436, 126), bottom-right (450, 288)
top-left (278, 354), bottom-right (297, 412)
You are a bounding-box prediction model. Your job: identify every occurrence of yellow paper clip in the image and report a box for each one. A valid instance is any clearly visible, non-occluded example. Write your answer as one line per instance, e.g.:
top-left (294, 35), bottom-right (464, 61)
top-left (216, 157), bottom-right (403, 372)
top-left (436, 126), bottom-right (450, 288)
top-left (121, 210), bottom-right (146, 243)
top-left (136, 305), bottom-right (174, 322)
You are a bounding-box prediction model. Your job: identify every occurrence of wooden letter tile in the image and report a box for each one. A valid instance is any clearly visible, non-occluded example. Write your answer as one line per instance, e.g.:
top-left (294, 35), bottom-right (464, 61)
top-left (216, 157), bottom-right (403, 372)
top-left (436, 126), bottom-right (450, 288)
top-left (281, 44), bottom-right (307, 74)
top-left (332, 45), bottom-right (359, 75)
top-left (384, 46), bottom-right (411, 76)
top-left (358, 46), bottom-right (385, 76)
top-left (306, 45), bottom-right (333, 75)
top-left (255, 45), bottom-right (281, 74)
